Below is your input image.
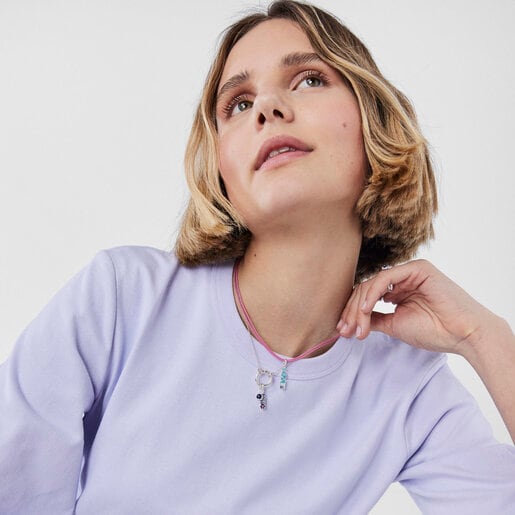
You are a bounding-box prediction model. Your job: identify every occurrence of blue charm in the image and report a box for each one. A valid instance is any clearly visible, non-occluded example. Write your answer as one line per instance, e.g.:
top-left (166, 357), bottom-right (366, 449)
top-left (279, 360), bottom-right (288, 390)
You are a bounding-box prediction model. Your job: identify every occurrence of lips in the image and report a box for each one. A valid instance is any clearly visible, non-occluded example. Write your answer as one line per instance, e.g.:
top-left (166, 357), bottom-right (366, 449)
top-left (254, 135), bottom-right (313, 171)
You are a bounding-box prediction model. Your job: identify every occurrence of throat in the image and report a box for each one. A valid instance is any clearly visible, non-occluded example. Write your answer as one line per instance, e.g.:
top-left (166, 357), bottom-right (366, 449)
top-left (233, 261), bottom-right (340, 359)
top-left (232, 246), bottom-right (358, 359)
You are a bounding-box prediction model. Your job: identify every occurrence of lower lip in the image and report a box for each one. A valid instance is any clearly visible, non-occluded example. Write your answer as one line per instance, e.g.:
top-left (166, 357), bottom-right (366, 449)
top-left (257, 150), bottom-right (311, 172)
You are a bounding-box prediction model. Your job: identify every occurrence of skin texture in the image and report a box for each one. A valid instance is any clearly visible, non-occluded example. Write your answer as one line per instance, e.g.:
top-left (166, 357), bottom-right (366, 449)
top-left (216, 19), bottom-right (366, 236)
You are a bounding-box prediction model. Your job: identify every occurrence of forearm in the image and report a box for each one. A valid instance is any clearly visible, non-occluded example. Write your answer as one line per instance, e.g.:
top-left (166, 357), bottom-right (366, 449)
top-left (462, 316), bottom-right (515, 445)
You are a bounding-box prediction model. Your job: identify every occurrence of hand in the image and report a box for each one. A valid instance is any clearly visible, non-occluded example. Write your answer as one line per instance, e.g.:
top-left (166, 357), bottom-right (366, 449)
top-left (337, 259), bottom-right (499, 357)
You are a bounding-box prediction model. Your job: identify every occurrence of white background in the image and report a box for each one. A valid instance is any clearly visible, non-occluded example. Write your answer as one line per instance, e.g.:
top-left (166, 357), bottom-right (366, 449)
top-left (1, 1), bottom-right (514, 512)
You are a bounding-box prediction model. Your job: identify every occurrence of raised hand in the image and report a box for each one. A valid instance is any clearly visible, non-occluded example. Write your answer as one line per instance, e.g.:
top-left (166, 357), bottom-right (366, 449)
top-left (337, 259), bottom-right (502, 357)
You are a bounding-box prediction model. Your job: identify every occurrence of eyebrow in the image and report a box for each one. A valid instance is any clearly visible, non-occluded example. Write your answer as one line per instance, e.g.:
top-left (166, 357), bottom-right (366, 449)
top-left (216, 51), bottom-right (323, 102)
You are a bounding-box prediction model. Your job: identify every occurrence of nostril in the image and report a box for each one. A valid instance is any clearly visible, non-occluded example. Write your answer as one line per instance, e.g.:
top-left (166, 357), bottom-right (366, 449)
top-left (257, 108), bottom-right (285, 124)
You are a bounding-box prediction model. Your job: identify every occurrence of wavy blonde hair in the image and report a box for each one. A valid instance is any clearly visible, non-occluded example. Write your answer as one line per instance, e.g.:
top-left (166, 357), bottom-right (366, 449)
top-left (175, 0), bottom-right (437, 282)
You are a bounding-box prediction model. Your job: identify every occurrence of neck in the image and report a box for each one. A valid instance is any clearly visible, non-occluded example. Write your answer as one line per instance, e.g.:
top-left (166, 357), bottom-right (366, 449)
top-left (234, 218), bottom-right (361, 359)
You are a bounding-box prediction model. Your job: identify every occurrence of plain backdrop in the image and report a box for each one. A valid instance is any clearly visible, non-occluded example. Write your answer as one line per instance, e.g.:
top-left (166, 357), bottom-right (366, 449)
top-left (1, 1), bottom-right (514, 512)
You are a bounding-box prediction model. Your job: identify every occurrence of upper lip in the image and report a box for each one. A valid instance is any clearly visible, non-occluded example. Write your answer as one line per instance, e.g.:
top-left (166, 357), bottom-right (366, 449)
top-left (254, 135), bottom-right (313, 170)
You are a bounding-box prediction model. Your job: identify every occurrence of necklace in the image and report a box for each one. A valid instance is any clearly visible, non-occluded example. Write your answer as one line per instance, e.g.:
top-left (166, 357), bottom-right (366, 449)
top-left (232, 259), bottom-right (340, 411)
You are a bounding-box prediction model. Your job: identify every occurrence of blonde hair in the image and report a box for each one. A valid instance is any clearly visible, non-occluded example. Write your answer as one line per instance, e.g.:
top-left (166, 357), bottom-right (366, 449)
top-left (175, 0), bottom-right (437, 282)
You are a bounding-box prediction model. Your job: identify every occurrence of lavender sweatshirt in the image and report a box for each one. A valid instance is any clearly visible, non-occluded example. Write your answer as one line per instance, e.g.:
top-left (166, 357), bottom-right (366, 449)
top-left (1, 246), bottom-right (514, 514)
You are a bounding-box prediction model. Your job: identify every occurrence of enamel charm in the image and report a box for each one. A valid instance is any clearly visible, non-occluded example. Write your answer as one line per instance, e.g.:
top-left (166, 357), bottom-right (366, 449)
top-left (279, 360), bottom-right (288, 390)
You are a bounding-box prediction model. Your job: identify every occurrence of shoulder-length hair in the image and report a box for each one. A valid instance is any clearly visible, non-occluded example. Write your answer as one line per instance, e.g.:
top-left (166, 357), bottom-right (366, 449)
top-left (174, 0), bottom-right (437, 282)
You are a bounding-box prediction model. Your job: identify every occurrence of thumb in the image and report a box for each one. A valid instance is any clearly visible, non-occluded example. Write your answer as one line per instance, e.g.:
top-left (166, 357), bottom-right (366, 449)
top-left (370, 311), bottom-right (395, 337)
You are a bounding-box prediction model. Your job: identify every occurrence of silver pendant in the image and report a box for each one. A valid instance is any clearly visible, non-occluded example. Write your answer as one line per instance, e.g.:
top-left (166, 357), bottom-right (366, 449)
top-left (255, 369), bottom-right (273, 411)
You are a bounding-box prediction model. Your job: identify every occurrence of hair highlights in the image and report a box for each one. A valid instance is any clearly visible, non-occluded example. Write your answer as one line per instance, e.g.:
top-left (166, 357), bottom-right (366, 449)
top-left (174, 0), bottom-right (437, 282)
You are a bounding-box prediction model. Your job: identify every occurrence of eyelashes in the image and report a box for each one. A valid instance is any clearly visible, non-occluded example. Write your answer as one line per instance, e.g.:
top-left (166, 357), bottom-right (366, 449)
top-left (296, 69), bottom-right (327, 89)
top-left (219, 69), bottom-right (330, 119)
top-left (221, 94), bottom-right (252, 117)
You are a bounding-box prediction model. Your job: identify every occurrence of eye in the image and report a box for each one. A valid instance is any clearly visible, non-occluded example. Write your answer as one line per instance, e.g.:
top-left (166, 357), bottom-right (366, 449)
top-left (232, 99), bottom-right (253, 115)
top-left (222, 95), bottom-right (253, 118)
top-left (296, 71), bottom-right (328, 89)
top-left (299, 76), bottom-right (322, 88)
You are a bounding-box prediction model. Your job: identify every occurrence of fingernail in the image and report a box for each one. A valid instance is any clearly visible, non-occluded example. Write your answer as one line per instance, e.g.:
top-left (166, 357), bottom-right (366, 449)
top-left (340, 322), bottom-right (348, 334)
top-left (336, 320), bottom-right (343, 331)
top-left (356, 326), bottom-right (362, 337)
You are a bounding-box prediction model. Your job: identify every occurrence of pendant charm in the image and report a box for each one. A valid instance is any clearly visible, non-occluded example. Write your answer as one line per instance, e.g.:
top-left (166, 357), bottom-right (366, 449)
top-left (255, 369), bottom-right (273, 411)
top-left (279, 360), bottom-right (288, 390)
top-left (256, 388), bottom-right (266, 410)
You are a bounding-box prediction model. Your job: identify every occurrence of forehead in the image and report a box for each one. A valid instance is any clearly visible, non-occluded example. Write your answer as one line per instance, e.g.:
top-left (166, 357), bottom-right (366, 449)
top-left (220, 19), bottom-right (314, 83)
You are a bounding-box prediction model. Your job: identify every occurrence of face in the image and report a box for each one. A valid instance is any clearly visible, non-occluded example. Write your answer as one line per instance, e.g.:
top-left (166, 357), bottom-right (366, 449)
top-left (215, 19), bottom-right (367, 234)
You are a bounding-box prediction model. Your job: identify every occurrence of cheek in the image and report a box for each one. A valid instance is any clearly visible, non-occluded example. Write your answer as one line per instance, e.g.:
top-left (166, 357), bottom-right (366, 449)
top-left (218, 134), bottom-right (250, 211)
top-left (321, 110), bottom-right (365, 168)
top-left (311, 102), bottom-right (367, 200)
top-left (218, 135), bottom-right (239, 192)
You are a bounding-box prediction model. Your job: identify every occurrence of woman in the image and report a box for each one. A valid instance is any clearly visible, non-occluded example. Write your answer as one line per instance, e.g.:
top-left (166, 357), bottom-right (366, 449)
top-left (1, 1), bottom-right (514, 513)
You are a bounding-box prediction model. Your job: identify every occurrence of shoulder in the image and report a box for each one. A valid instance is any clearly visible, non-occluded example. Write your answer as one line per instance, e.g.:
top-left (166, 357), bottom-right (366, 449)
top-left (359, 331), bottom-right (447, 392)
top-left (100, 244), bottom-right (174, 264)
top-left (94, 244), bottom-right (226, 294)
top-left (99, 245), bottom-right (178, 276)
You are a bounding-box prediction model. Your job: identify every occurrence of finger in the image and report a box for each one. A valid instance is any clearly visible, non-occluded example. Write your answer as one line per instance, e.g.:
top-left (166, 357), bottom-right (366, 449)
top-left (370, 311), bottom-right (395, 337)
top-left (339, 287), bottom-right (360, 336)
top-left (356, 282), bottom-right (374, 339)
top-left (337, 289), bottom-right (352, 333)
top-left (360, 263), bottom-right (424, 314)
top-left (382, 289), bottom-right (413, 306)
top-left (361, 279), bottom-right (397, 314)
top-left (356, 305), bottom-right (372, 338)
top-left (338, 284), bottom-right (364, 336)
top-left (349, 280), bottom-right (375, 339)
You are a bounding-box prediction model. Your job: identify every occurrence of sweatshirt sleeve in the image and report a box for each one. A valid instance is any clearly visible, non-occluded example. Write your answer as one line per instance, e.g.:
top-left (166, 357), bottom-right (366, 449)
top-left (395, 356), bottom-right (515, 514)
top-left (0, 250), bottom-right (117, 514)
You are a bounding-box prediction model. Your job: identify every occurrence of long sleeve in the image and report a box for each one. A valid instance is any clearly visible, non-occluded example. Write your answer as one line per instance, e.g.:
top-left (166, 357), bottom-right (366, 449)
top-left (395, 356), bottom-right (515, 513)
top-left (0, 250), bottom-right (117, 514)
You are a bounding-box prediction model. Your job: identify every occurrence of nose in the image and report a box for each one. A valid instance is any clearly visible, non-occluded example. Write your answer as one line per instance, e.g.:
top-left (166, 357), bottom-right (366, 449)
top-left (254, 92), bottom-right (294, 127)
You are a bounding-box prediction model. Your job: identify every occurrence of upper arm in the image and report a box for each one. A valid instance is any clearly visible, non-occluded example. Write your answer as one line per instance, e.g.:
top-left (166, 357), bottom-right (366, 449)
top-left (0, 249), bottom-right (117, 513)
top-left (395, 360), bottom-right (515, 513)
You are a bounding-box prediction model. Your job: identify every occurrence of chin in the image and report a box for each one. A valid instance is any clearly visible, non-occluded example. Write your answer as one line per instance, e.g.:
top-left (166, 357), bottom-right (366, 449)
top-left (256, 187), bottom-right (307, 216)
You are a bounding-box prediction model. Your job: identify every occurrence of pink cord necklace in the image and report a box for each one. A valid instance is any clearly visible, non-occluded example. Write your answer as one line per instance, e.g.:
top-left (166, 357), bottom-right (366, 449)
top-left (232, 258), bottom-right (340, 411)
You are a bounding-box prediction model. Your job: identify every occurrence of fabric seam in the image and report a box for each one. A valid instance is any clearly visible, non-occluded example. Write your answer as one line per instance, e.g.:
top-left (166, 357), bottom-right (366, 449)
top-left (402, 354), bottom-right (447, 459)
